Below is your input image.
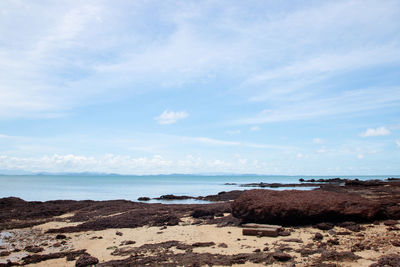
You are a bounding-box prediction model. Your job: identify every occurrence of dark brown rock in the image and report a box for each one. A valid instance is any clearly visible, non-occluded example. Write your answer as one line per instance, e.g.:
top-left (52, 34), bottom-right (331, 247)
top-left (232, 189), bottom-right (382, 226)
top-left (120, 240), bottom-right (136, 246)
top-left (55, 234), bottom-right (67, 239)
top-left (384, 219), bottom-right (398, 226)
top-left (316, 223), bottom-right (334, 230)
top-left (218, 243), bottom-right (228, 248)
top-left (369, 254), bottom-right (400, 267)
top-left (391, 240), bottom-right (400, 246)
top-left (0, 251), bottom-right (11, 257)
top-left (242, 228), bottom-right (279, 237)
top-left (24, 246), bottom-right (44, 253)
top-left (137, 197), bottom-right (150, 201)
top-left (21, 250), bottom-right (86, 265)
top-left (313, 232), bottom-right (323, 240)
top-left (320, 250), bottom-right (360, 261)
top-left (283, 238), bottom-right (303, 243)
top-left (190, 209), bottom-right (214, 218)
top-left (278, 230), bottom-right (291, 236)
top-left (75, 254), bottom-right (99, 267)
top-left (327, 238), bottom-right (339, 246)
top-left (115, 231), bottom-right (123, 236)
top-left (155, 194), bottom-right (193, 200)
top-left (272, 252), bottom-right (292, 261)
top-left (192, 242), bottom-right (215, 247)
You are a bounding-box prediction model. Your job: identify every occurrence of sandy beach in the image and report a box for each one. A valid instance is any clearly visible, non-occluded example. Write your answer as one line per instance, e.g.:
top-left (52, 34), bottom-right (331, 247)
top-left (1, 178), bottom-right (400, 266)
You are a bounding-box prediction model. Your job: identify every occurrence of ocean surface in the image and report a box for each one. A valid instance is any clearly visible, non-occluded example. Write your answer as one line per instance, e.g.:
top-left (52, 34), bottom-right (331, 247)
top-left (0, 174), bottom-right (395, 203)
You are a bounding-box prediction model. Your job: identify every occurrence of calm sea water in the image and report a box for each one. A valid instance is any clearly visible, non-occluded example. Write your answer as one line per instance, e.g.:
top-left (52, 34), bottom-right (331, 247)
top-left (0, 174), bottom-right (395, 203)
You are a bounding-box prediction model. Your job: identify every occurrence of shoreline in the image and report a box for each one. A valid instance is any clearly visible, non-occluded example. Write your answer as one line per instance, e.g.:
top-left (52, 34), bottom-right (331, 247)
top-left (1, 178), bottom-right (400, 266)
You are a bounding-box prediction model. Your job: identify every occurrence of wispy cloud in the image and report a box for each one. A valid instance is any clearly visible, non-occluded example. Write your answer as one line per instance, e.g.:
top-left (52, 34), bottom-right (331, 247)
top-left (181, 136), bottom-right (296, 150)
top-left (250, 126), bottom-right (260, 132)
top-left (155, 110), bottom-right (188, 125)
top-left (312, 138), bottom-right (324, 144)
top-left (234, 87), bottom-right (400, 125)
top-left (226, 129), bottom-right (241, 135)
top-left (360, 127), bottom-right (391, 137)
top-left (396, 140), bottom-right (400, 148)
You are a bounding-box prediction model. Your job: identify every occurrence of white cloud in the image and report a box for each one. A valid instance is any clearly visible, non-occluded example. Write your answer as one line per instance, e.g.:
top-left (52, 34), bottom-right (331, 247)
top-left (396, 140), bottom-right (400, 148)
top-left (235, 87), bottom-right (400, 125)
top-left (1, 0), bottom-right (399, 120)
top-left (247, 46), bottom-right (400, 87)
top-left (357, 154), bottom-right (364, 159)
top-left (183, 136), bottom-right (239, 146)
top-left (155, 110), bottom-right (188, 125)
top-left (181, 136), bottom-right (296, 151)
top-left (312, 138), bottom-right (324, 144)
top-left (360, 126), bottom-right (391, 137)
top-left (250, 126), bottom-right (260, 131)
top-left (227, 129), bottom-right (241, 135)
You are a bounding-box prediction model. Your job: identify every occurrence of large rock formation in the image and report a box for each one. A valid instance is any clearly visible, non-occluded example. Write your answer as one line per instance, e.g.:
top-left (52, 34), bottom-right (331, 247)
top-left (231, 189), bottom-right (383, 225)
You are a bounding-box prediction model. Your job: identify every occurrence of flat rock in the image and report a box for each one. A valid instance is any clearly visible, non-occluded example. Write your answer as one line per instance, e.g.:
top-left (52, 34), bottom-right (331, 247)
top-left (272, 252), bottom-right (292, 261)
top-left (232, 189), bottom-right (381, 226)
top-left (242, 228), bottom-right (279, 237)
top-left (75, 254), bottom-right (99, 267)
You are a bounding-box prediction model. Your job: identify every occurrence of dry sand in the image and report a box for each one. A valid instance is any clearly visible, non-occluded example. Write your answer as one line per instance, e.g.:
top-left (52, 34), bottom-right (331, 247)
top-left (1, 213), bottom-right (398, 266)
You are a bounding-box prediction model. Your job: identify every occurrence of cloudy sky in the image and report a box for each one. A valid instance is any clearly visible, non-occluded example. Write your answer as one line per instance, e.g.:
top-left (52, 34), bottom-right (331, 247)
top-left (0, 0), bottom-right (399, 175)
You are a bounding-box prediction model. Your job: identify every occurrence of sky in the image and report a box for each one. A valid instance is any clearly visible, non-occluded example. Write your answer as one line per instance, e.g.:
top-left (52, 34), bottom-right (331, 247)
top-left (0, 0), bottom-right (399, 175)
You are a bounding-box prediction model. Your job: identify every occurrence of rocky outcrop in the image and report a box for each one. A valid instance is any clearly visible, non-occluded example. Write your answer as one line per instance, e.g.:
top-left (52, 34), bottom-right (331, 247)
top-left (75, 254), bottom-right (99, 267)
top-left (231, 189), bottom-right (383, 226)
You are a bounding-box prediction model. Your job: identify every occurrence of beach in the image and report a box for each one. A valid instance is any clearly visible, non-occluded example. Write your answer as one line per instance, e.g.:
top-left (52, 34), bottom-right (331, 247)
top-left (1, 178), bottom-right (400, 266)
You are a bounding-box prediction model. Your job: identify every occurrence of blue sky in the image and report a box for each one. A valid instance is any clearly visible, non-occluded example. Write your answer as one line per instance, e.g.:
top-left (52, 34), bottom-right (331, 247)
top-left (0, 0), bottom-right (399, 175)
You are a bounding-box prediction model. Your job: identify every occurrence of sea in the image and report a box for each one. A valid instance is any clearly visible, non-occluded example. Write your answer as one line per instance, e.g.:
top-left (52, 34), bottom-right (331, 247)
top-left (0, 174), bottom-right (396, 204)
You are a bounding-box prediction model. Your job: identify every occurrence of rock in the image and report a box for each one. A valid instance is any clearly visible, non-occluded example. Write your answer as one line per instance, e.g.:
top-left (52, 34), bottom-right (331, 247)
top-left (190, 209), bottom-right (214, 218)
top-left (283, 238), bottom-right (303, 243)
top-left (253, 249), bottom-right (261, 252)
top-left (155, 194), bottom-right (193, 200)
top-left (316, 223), bottom-right (334, 230)
top-left (0, 251), bottom-right (11, 257)
top-left (272, 252), bottom-right (292, 261)
top-left (369, 254), bottom-right (400, 267)
top-left (278, 230), bottom-right (291, 236)
top-left (338, 221), bottom-right (363, 232)
top-left (328, 229), bottom-right (336, 235)
top-left (137, 197), bottom-right (150, 201)
top-left (55, 234), bottom-right (67, 239)
top-left (120, 240), bottom-right (136, 246)
top-left (327, 238), bottom-right (339, 245)
top-left (75, 254), bottom-right (99, 267)
top-left (218, 243), bottom-right (228, 248)
top-left (336, 231), bottom-right (351, 235)
top-left (384, 219), bottom-right (398, 226)
top-left (24, 246), bottom-right (44, 253)
top-left (231, 189), bottom-right (381, 226)
top-left (192, 242), bottom-right (215, 247)
top-left (298, 248), bottom-right (320, 257)
top-left (153, 214), bottom-right (180, 226)
top-left (320, 250), bottom-right (360, 261)
top-left (242, 223), bottom-right (282, 229)
top-left (313, 233), bottom-right (323, 240)
top-left (391, 240), bottom-right (400, 247)
top-left (242, 228), bottom-right (279, 237)
top-left (115, 231), bottom-right (123, 236)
